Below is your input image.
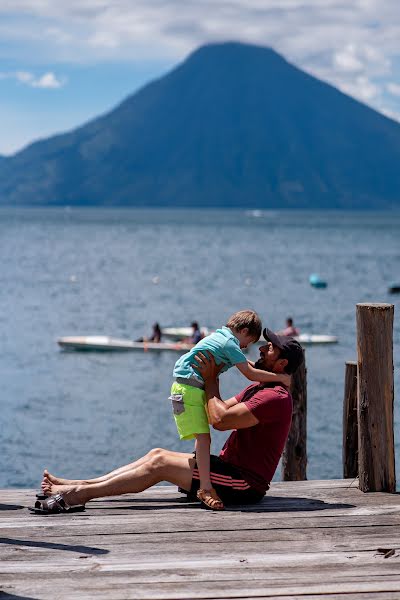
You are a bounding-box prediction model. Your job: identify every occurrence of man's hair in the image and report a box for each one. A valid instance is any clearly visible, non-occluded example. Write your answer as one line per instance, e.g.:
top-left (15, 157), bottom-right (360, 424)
top-left (226, 310), bottom-right (262, 340)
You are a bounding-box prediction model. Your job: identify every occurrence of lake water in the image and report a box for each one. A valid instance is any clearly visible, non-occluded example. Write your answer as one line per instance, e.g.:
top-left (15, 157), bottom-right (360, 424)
top-left (1, 207), bottom-right (399, 488)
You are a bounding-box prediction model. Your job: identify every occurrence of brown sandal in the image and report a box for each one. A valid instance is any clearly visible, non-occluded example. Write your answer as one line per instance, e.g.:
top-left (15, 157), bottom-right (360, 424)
top-left (197, 488), bottom-right (224, 511)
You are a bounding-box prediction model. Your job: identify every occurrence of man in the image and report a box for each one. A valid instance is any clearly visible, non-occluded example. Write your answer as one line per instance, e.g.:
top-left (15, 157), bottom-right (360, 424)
top-left (38, 329), bottom-right (304, 513)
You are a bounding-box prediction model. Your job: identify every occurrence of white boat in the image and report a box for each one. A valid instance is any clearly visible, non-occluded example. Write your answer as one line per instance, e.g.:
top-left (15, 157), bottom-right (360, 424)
top-left (163, 327), bottom-right (338, 346)
top-left (57, 336), bottom-right (194, 352)
top-left (295, 334), bottom-right (338, 345)
top-left (58, 331), bottom-right (338, 352)
top-left (162, 326), bottom-right (211, 340)
top-left (255, 334), bottom-right (338, 346)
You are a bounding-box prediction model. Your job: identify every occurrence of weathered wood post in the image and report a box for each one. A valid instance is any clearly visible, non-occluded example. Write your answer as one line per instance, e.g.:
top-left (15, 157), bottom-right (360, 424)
top-left (356, 303), bottom-right (395, 492)
top-left (343, 361), bottom-right (358, 479)
top-left (282, 355), bottom-right (307, 480)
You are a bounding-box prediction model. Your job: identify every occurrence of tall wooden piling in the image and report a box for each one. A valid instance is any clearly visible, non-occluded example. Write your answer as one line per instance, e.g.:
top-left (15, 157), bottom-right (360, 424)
top-left (356, 303), bottom-right (395, 492)
top-left (282, 356), bottom-right (307, 481)
top-left (343, 361), bottom-right (358, 479)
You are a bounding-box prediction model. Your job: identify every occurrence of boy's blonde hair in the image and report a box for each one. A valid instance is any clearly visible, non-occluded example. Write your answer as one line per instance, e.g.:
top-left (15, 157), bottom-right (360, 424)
top-left (226, 310), bottom-right (262, 340)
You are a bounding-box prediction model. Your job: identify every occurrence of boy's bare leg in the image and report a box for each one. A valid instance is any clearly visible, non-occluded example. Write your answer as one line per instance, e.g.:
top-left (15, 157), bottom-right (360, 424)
top-left (195, 433), bottom-right (224, 510)
top-left (194, 433), bottom-right (212, 490)
top-left (43, 450), bottom-right (166, 486)
top-left (40, 448), bottom-right (196, 507)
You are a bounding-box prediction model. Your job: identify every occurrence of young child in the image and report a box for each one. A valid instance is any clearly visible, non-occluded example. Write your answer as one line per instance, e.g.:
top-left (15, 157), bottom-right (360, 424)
top-left (169, 309), bottom-right (290, 511)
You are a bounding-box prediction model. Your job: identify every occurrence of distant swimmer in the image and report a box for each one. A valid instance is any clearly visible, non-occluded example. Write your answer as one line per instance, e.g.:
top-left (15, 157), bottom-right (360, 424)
top-left (277, 317), bottom-right (300, 337)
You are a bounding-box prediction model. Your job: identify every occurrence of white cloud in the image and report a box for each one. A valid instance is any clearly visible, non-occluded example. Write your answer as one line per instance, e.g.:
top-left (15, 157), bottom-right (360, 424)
top-left (379, 106), bottom-right (400, 123)
top-left (387, 82), bottom-right (400, 97)
top-left (0, 1), bottom-right (399, 64)
top-left (334, 45), bottom-right (364, 72)
top-left (15, 70), bottom-right (34, 83)
top-left (0, 1), bottom-right (400, 115)
top-left (340, 75), bottom-right (380, 102)
top-left (32, 72), bottom-right (64, 88)
top-left (333, 43), bottom-right (390, 77)
top-left (0, 70), bottom-right (65, 88)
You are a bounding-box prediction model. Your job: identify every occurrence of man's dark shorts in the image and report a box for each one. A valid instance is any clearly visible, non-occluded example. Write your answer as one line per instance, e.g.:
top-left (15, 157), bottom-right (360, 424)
top-left (183, 454), bottom-right (266, 505)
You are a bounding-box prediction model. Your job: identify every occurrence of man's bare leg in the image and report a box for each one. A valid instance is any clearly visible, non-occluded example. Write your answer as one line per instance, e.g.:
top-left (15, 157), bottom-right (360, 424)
top-left (43, 449), bottom-right (167, 486)
top-left (41, 448), bottom-right (195, 507)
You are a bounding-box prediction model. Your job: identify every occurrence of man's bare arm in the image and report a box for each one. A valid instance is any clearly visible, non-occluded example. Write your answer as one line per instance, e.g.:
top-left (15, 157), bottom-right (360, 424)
top-left (193, 352), bottom-right (259, 431)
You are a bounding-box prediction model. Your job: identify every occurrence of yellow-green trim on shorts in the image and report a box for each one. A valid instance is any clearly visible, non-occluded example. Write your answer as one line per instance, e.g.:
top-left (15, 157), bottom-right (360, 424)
top-left (170, 381), bottom-right (209, 440)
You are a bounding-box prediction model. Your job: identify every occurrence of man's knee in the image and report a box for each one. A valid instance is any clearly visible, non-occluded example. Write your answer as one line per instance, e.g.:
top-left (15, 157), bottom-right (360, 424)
top-left (147, 448), bottom-right (168, 470)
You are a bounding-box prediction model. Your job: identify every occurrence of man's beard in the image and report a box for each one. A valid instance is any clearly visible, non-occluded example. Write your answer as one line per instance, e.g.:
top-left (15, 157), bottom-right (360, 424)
top-left (254, 356), bottom-right (277, 372)
top-left (254, 357), bottom-right (268, 370)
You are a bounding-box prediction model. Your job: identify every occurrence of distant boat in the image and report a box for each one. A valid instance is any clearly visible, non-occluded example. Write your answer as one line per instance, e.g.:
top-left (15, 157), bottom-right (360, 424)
top-left (245, 209), bottom-right (263, 218)
top-left (57, 336), bottom-right (193, 352)
top-left (163, 327), bottom-right (338, 345)
top-left (309, 274), bottom-right (327, 289)
top-left (255, 334), bottom-right (338, 345)
top-left (294, 334), bottom-right (338, 345)
top-left (58, 330), bottom-right (338, 352)
top-left (388, 283), bottom-right (400, 294)
top-left (162, 326), bottom-right (211, 340)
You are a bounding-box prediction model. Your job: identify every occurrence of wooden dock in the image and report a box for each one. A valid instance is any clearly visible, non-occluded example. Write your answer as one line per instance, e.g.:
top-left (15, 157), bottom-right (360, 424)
top-left (1, 480), bottom-right (400, 599)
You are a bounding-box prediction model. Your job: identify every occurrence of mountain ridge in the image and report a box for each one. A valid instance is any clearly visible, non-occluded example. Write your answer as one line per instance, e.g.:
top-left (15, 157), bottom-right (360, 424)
top-left (1, 41), bottom-right (400, 208)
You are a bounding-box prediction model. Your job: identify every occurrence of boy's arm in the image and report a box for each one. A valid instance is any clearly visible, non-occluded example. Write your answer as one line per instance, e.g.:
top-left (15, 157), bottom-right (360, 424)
top-left (223, 396), bottom-right (241, 408)
top-left (236, 361), bottom-right (291, 387)
top-left (193, 352), bottom-right (259, 431)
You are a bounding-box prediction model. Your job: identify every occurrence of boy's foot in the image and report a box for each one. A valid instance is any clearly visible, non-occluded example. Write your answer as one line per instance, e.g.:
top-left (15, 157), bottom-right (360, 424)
top-left (197, 488), bottom-right (224, 511)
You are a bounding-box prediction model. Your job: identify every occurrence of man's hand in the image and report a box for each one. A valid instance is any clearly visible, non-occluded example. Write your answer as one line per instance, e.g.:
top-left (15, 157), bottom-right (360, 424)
top-left (192, 351), bottom-right (225, 382)
top-left (193, 351), bottom-right (258, 431)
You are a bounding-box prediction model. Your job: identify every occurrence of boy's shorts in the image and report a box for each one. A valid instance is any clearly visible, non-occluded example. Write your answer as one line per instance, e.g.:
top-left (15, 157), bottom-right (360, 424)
top-left (170, 381), bottom-right (209, 440)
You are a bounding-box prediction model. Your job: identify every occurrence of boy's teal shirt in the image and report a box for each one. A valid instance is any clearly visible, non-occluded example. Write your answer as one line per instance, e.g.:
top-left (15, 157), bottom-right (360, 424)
top-left (173, 326), bottom-right (247, 382)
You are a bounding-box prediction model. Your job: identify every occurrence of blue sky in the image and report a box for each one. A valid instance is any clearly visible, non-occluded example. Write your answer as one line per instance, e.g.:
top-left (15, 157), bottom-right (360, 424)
top-left (1, 0), bottom-right (400, 155)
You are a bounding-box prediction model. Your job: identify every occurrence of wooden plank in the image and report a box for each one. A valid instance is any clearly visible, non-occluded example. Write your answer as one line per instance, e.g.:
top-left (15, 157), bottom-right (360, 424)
top-left (3, 575), bottom-right (400, 600)
top-left (2, 513), bottom-right (399, 538)
top-left (2, 549), bottom-right (400, 573)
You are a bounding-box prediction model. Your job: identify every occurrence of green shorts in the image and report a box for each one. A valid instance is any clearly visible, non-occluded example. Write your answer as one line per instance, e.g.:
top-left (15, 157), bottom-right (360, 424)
top-left (170, 381), bottom-right (209, 440)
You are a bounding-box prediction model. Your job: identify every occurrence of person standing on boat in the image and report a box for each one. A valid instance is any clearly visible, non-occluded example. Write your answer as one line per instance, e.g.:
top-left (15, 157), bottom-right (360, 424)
top-left (170, 310), bottom-right (291, 511)
top-left (38, 332), bottom-right (304, 514)
top-left (277, 317), bottom-right (300, 337)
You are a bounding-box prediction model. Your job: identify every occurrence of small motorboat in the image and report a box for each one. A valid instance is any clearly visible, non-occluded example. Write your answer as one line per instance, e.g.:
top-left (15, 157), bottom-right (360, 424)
top-left (57, 336), bottom-right (193, 352)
